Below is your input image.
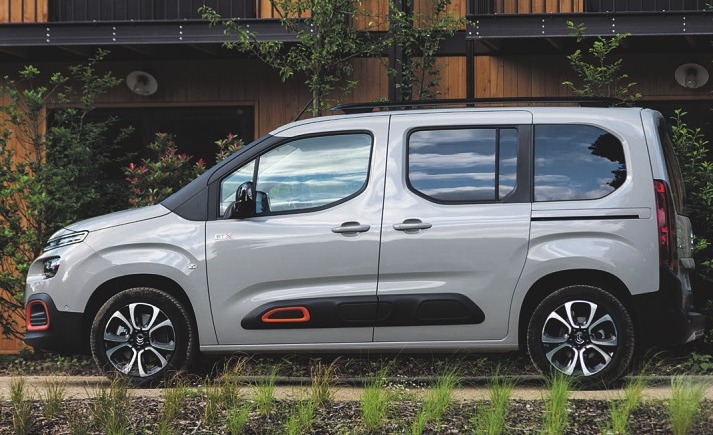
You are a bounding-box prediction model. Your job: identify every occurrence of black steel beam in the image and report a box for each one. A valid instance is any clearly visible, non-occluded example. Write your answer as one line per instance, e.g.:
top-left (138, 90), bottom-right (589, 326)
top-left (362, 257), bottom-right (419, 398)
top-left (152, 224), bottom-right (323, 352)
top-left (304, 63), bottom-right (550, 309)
top-left (0, 19), bottom-right (297, 47)
top-left (467, 12), bottom-right (713, 39)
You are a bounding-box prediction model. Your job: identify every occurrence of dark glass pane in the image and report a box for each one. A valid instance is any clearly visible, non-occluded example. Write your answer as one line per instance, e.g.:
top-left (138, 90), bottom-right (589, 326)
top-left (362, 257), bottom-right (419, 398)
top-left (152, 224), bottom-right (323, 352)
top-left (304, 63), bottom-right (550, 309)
top-left (409, 129), bottom-right (497, 202)
top-left (534, 124), bottom-right (626, 202)
top-left (499, 129), bottom-right (518, 199)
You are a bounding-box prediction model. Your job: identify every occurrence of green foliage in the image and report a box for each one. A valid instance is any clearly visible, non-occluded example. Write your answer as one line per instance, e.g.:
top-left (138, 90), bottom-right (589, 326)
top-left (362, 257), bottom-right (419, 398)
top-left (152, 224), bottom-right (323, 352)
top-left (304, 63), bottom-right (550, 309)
top-left (310, 359), bottom-right (336, 405)
top-left (542, 372), bottom-right (570, 435)
top-left (226, 403), bottom-right (251, 435)
top-left (10, 377), bottom-right (32, 435)
top-left (0, 50), bottom-right (127, 338)
top-left (670, 109), bottom-right (713, 279)
top-left (39, 379), bottom-right (66, 419)
top-left (562, 21), bottom-right (641, 102)
top-left (686, 352), bottom-right (713, 373)
top-left (284, 398), bottom-right (317, 435)
top-left (361, 367), bottom-right (391, 431)
top-left (255, 370), bottom-right (277, 416)
top-left (386, 0), bottom-right (466, 101)
top-left (411, 368), bottom-right (458, 433)
top-left (125, 133), bottom-right (205, 208)
top-left (669, 376), bottom-right (705, 435)
top-left (125, 132), bottom-right (243, 208)
top-left (606, 375), bottom-right (645, 434)
top-left (473, 374), bottom-right (513, 435)
top-left (202, 0), bottom-right (382, 116)
top-left (91, 378), bottom-right (131, 435)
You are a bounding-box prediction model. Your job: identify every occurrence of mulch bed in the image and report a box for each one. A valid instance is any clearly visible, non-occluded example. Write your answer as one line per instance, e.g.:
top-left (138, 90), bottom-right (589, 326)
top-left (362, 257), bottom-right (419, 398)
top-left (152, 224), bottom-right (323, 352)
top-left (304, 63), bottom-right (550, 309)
top-left (1, 397), bottom-right (711, 434)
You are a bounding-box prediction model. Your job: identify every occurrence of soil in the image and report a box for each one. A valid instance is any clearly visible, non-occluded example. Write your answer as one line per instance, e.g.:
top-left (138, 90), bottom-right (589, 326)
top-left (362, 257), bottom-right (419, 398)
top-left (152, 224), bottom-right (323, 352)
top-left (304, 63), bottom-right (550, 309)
top-left (1, 396), bottom-right (711, 434)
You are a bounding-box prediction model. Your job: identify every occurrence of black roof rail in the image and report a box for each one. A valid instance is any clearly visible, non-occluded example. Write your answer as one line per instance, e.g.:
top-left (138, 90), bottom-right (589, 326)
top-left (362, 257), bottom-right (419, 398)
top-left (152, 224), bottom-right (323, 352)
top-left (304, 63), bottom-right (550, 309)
top-left (332, 97), bottom-right (624, 114)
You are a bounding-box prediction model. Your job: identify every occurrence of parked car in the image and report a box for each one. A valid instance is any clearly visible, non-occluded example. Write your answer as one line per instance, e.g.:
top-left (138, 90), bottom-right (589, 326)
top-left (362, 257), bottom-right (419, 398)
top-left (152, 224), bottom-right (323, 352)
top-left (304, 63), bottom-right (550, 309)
top-left (24, 101), bottom-right (704, 384)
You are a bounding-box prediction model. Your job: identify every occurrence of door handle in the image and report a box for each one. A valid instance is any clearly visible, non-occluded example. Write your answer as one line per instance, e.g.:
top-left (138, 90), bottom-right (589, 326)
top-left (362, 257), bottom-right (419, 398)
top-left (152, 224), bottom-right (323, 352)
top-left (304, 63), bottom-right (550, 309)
top-left (331, 221), bottom-right (371, 234)
top-left (393, 219), bottom-right (432, 231)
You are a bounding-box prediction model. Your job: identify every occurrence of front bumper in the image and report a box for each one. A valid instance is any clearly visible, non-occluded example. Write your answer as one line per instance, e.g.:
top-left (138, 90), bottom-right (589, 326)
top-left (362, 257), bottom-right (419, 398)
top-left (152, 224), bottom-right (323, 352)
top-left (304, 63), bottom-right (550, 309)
top-left (23, 293), bottom-right (87, 355)
top-left (632, 268), bottom-right (705, 347)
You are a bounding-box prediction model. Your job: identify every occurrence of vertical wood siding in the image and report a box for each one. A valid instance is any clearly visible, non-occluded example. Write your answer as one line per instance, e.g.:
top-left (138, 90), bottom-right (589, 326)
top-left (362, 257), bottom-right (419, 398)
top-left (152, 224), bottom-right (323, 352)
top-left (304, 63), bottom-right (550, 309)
top-left (1, 0), bottom-right (47, 23)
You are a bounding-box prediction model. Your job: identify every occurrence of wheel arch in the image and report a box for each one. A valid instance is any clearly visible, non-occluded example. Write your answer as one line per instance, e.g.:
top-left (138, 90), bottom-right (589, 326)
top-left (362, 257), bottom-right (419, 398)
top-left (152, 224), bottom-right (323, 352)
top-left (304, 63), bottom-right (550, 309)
top-left (82, 274), bottom-right (198, 351)
top-left (517, 269), bottom-right (633, 350)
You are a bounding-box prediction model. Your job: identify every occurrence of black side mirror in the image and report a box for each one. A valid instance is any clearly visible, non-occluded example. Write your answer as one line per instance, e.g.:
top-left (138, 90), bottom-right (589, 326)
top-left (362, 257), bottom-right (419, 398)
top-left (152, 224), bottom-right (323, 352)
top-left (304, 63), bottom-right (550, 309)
top-left (224, 181), bottom-right (256, 219)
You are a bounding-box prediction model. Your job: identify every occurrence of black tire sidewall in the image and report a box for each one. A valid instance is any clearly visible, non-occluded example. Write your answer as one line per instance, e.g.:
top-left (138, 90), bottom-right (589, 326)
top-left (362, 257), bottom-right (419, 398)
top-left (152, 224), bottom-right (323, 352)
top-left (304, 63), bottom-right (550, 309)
top-left (90, 287), bottom-right (195, 385)
top-left (527, 285), bottom-right (635, 384)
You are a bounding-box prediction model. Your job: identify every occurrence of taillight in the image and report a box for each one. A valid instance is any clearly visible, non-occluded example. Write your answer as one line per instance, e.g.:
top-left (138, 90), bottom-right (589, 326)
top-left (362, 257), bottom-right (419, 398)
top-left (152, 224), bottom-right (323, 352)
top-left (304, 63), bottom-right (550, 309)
top-left (654, 180), bottom-right (678, 272)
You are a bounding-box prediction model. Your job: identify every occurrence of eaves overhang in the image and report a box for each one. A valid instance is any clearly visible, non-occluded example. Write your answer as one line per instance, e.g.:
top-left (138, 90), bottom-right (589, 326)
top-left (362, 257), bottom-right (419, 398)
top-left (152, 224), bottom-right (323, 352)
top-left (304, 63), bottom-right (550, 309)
top-left (0, 19), bottom-right (299, 47)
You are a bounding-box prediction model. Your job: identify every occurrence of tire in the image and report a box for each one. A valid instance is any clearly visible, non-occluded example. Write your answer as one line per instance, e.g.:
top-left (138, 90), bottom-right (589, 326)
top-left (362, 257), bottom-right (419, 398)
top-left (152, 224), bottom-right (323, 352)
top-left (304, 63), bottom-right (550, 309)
top-left (90, 287), bottom-right (196, 386)
top-left (527, 285), bottom-right (634, 384)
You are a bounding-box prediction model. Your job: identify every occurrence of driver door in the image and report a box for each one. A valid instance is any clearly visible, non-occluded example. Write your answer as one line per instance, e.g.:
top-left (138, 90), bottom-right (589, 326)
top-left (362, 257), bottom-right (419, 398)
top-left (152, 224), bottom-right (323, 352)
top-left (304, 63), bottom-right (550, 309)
top-left (206, 118), bottom-right (388, 346)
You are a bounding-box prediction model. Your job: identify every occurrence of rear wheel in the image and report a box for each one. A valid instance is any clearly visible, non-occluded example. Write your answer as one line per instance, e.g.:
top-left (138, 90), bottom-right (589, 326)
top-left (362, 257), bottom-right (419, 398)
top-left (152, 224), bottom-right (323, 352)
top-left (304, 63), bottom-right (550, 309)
top-left (527, 285), bottom-right (634, 383)
top-left (90, 287), bottom-right (196, 385)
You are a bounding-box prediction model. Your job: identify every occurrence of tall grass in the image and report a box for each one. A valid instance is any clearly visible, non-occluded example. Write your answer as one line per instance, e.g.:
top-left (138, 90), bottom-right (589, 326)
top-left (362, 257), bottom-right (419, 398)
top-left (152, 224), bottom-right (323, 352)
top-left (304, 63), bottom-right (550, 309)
top-left (606, 375), bottom-right (645, 435)
top-left (39, 378), bottom-right (66, 419)
top-left (157, 376), bottom-right (190, 435)
top-left (284, 398), bottom-right (317, 435)
top-left (203, 380), bottom-right (223, 425)
top-left (310, 359), bottom-right (337, 406)
top-left (226, 403), bottom-right (251, 435)
top-left (542, 372), bottom-right (570, 435)
top-left (361, 367), bottom-right (391, 432)
top-left (10, 377), bottom-right (33, 435)
top-left (411, 368), bottom-right (458, 434)
top-left (92, 377), bottom-right (131, 435)
top-left (255, 370), bottom-right (277, 416)
top-left (473, 374), bottom-right (514, 435)
top-left (669, 376), bottom-right (705, 435)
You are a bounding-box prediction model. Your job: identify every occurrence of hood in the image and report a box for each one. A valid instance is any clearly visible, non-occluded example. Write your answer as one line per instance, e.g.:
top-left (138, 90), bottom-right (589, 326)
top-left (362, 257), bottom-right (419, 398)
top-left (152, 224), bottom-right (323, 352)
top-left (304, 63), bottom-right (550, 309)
top-left (63, 205), bottom-right (172, 233)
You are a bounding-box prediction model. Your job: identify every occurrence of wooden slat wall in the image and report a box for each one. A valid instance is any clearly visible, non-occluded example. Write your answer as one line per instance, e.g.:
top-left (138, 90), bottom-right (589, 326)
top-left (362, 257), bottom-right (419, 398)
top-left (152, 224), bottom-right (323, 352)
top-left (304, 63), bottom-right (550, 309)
top-left (1, 0), bottom-right (46, 23)
top-left (497, 0), bottom-right (583, 13)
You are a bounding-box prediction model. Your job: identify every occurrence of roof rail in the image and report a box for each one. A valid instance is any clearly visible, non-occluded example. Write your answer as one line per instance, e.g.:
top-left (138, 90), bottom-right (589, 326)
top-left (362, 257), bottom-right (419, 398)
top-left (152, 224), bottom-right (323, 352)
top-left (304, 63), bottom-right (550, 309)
top-left (331, 97), bottom-right (623, 114)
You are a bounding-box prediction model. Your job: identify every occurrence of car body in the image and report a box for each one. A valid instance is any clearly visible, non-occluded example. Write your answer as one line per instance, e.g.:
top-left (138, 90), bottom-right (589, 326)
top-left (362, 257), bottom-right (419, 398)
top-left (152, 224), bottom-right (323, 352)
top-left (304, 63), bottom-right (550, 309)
top-left (24, 105), bottom-right (704, 384)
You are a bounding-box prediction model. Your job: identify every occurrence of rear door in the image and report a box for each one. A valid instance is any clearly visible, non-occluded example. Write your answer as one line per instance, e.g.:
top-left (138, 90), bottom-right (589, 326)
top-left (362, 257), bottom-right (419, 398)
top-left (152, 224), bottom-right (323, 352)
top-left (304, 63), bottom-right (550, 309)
top-left (375, 111), bottom-right (532, 343)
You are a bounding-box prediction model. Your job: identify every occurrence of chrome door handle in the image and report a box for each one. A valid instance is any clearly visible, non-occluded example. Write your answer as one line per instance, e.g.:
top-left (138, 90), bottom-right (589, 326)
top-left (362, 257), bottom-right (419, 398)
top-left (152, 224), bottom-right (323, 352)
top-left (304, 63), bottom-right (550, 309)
top-left (332, 221), bottom-right (371, 233)
top-left (393, 219), bottom-right (432, 231)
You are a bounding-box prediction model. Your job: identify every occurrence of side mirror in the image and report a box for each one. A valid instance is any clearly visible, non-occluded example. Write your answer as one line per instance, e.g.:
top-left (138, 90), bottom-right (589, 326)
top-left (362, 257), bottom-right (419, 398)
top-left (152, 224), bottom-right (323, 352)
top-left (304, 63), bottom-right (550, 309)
top-left (224, 181), bottom-right (256, 219)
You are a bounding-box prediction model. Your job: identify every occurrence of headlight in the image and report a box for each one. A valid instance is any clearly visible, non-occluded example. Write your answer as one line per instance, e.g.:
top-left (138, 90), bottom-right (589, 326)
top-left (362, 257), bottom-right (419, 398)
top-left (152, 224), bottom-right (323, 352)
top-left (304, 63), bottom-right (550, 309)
top-left (43, 257), bottom-right (61, 278)
top-left (43, 231), bottom-right (88, 251)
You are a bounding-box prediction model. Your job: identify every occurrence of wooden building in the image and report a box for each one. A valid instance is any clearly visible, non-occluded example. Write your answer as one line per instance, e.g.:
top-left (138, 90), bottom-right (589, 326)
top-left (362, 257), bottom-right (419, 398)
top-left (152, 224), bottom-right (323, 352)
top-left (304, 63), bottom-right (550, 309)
top-left (1, 0), bottom-right (712, 353)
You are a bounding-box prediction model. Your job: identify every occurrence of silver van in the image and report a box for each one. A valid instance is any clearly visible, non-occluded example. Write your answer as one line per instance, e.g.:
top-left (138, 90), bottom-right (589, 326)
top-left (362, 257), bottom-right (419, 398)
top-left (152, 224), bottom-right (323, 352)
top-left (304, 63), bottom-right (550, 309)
top-left (24, 103), bottom-right (704, 384)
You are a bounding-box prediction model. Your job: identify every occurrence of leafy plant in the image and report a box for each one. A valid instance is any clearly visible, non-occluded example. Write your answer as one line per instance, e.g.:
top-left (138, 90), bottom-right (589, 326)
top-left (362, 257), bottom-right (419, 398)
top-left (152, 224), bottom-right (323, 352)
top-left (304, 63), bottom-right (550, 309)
top-left (670, 109), bottom-right (713, 282)
top-left (0, 50), bottom-right (128, 337)
top-left (202, 0), bottom-right (383, 117)
top-left (473, 374), bottom-right (513, 435)
top-left (386, 0), bottom-right (466, 101)
top-left (10, 377), bottom-right (33, 435)
top-left (125, 132), bottom-right (244, 208)
top-left (542, 372), bottom-right (570, 435)
top-left (562, 21), bottom-right (640, 102)
top-left (669, 376), bottom-right (705, 435)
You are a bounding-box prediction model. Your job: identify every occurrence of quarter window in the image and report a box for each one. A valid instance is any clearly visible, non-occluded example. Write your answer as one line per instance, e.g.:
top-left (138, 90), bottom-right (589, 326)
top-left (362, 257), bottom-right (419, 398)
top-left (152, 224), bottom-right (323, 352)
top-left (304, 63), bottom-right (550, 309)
top-left (534, 125), bottom-right (626, 202)
top-left (408, 128), bottom-right (518, 202)
top-left (220, 133), bottom-right (372, 215)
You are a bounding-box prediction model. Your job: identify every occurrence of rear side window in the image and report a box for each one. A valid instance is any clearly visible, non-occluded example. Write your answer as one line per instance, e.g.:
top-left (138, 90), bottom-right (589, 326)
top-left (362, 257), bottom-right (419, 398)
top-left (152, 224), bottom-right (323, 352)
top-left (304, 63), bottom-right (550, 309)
top-left (534, 125), bottom-right (626, 202)
top-left (407, 128), bottom-right (518, 203)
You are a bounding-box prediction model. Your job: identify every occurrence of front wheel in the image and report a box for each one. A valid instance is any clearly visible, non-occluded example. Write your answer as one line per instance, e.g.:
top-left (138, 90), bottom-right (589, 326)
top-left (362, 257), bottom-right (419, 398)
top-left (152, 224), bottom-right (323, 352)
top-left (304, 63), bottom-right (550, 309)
top-left (527, 285), bottom-right (634, 383)
top-left (90, 287), bottom-right (196, 385)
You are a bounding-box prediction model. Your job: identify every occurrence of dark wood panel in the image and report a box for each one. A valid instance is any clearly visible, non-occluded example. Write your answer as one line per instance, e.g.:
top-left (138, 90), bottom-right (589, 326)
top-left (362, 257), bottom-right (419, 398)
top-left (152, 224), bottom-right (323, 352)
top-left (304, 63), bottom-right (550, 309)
top-left (48, 0), bottom-right (256, 22)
